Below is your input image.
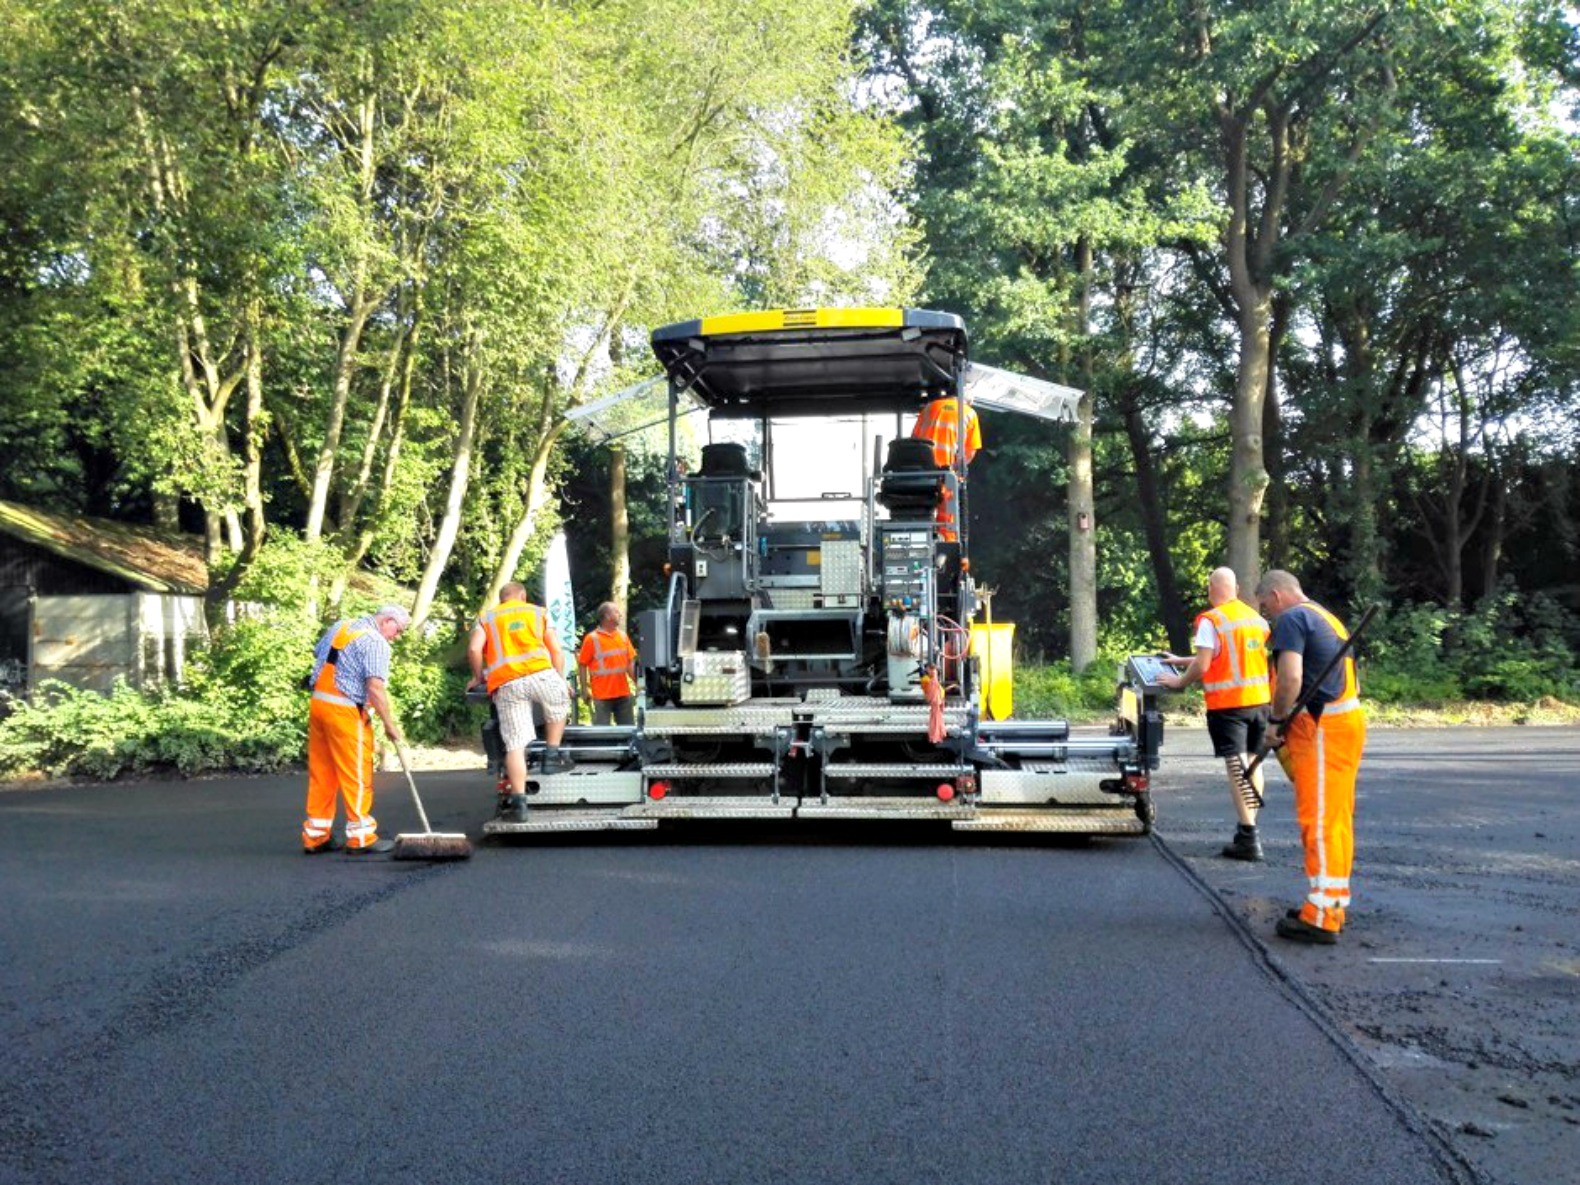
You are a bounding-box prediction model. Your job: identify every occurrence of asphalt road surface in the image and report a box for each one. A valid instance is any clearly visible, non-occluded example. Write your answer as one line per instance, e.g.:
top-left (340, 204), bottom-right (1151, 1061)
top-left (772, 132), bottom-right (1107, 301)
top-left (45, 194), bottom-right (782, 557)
top-left (1154, 725), bottom-right (1580, 1185)
top-left (2, 727), bottom-right (1571, 1185)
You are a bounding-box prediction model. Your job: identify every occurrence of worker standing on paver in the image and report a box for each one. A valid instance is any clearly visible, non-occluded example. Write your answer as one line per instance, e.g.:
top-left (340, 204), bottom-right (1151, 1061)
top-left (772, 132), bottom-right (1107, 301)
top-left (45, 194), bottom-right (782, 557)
top-left (577, 602), bottom-right (639, 726)
top-left (302, 605), bottom-right (410, 855)
top-left (911, 393), bottom-right (981, 542)
top-left (1159, 567), bottom-right (1272, 861)
top-left (1255, 570), bottom-right (1368, 945)
top-left (468, 581), bottom-right (574, 824)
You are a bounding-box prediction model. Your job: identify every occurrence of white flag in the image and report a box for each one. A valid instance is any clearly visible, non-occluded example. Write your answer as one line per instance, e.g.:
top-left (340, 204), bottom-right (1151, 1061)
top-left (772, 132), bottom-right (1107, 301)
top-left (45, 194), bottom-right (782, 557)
top-left (543, 530), bottom-right (577, 653)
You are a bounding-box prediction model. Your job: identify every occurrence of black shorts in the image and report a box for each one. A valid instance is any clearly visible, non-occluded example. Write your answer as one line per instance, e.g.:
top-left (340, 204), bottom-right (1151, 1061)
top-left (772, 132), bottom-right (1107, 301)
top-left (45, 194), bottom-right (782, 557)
top-left (1206, 705), bottom-right (1271, 758)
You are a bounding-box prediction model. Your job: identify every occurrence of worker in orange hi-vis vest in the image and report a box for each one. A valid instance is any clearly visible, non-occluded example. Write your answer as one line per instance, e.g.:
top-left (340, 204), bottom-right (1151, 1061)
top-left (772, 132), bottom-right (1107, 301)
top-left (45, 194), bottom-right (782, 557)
top-left (1255, 569), bottom-right (1368, 946)
top-left (302, 605), bottom-right (410, 856)
top-left (577, 601), bottom-right (639, 726)
top-left (1157, 567), bottom-right (1272, 862)
top-left (468, 580), bottom-right (574, 824)
top-left (910, 394), bottom-right (981, 542)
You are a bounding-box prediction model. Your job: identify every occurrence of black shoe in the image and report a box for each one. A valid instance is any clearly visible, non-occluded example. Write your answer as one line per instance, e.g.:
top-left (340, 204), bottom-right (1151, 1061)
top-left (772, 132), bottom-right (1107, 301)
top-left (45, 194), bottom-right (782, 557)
top-left (345, 838), bottom-right (395, 855)
top-left (1220, 829), bottom-right (1264, 862)
top-left (496, 794), bottom-right (528, 824)
top-left (304, 836), bottom-right (346, 855)
top-left (540, 748), bottom-right (577, 775)
top-left (1275, 914), bottom-right (1338, 944)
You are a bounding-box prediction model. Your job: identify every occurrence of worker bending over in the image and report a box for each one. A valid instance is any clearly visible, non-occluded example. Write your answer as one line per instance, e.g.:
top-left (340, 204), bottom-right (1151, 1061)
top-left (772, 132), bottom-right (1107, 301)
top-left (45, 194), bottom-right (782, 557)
top-left (1159, 567), bottom-right (1272, 861)
top-left (468, 581), bottom-right (574, 824)
top-left (1256, 570), bottom-right (1368, 945)
top-left (302, 604), bottom-right (410, 855)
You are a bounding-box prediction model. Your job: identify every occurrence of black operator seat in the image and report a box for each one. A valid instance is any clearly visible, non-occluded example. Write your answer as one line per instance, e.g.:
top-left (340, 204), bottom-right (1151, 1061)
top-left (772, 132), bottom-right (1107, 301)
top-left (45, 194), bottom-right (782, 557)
top-left (700, 442), bottom-right (758, 479)
top-left (878, 438), bottom-right (950, 515)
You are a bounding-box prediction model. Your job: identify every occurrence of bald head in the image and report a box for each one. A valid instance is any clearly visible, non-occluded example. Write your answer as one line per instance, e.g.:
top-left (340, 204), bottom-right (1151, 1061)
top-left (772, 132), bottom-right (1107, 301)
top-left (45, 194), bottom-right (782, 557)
top-left (1207, 567), bottom-right (1238, 606)
top-left (499, 581), bottom-right (527, 603)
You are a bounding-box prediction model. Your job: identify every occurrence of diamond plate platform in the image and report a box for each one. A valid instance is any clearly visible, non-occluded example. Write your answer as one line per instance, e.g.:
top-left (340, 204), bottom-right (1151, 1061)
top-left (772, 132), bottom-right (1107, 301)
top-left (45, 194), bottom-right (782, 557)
top-left (797, 797), bottom-right (974, 820)
top-left (641, 763), bottom-right (776, 779)
top-left (629, 798), bottom-right (795, 820)
top-left (951, 809), bottom-right (1146, 834)
top-left (482, 812), bottom-right (660, 834)
top-left (823, 764), bottom-right (968, 779)
top-left (978, 768), bottom-right (1115, 805)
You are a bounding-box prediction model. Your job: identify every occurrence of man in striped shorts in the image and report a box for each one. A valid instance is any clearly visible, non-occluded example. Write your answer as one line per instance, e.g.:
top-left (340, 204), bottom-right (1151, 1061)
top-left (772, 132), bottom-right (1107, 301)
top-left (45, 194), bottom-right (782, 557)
top-left (467, 582), bottom-right (574, 823)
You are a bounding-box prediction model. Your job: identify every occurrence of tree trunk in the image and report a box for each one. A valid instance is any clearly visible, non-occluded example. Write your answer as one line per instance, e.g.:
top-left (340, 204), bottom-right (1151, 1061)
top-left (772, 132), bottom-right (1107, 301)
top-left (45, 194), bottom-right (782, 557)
top-left (610, 443), bottom-right (630, 619)
top-left (1480, 456), bottom-right (1507, 602)
top-left (304, 296), bottom-right (377, 542)
top-left (239, 300), bottom-right (267, 566)
top-left (484, 413), bottom-right (569, 611)
top-left (1260, 293), bottom-right (1290, 570)
top-left (410, 339), bottom-right (485, 631)
top-left (1123, 398), bottom-right (1189, 652)
top-left (1067, 237), bottom-right (1098, 673)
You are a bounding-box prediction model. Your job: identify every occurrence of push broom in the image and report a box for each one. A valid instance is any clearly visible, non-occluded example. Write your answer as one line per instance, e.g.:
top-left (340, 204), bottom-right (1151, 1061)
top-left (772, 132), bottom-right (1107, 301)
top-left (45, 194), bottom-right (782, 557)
top-left (391, 745), bottom-right (473, 861)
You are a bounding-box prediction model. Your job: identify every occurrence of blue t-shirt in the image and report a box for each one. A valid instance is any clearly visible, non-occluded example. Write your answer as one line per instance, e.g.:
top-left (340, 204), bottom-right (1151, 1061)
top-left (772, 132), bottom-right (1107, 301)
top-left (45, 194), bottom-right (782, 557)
top-left (1268, 602), bottom-right (1347, 717)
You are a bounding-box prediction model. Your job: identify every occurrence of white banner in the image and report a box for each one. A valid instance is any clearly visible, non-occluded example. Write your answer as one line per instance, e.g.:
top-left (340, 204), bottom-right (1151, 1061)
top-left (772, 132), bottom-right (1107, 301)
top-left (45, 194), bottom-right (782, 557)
top-left (542, 530), bottom-right (578, 654)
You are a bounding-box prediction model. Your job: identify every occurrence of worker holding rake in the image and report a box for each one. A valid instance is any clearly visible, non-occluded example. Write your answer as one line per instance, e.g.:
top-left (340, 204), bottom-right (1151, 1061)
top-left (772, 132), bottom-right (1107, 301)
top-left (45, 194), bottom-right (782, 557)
top-left (1255, 570), bottom-right (1368, 945)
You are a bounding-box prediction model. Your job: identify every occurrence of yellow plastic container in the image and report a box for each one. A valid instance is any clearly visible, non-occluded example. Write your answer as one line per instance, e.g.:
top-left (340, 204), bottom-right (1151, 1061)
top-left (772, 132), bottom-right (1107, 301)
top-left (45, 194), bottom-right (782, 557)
top-left (970, 622), bottom-right (1015, 721)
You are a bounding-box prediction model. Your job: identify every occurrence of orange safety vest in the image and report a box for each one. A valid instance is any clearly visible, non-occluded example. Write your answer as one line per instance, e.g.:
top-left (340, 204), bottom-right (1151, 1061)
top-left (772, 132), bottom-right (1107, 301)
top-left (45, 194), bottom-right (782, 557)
top-left (1286, 602), bottom-right (1362, 717)
top-left (1197, 599), bottom-right (1271, 711)
top-left (580, 628), bottom-right (635, 700)
top-left (311, 621), bottom-right (369, 710)
top-left (480, 600), bottom-right (552, 694)
top-left (911, 398), bottom-right (981, 469)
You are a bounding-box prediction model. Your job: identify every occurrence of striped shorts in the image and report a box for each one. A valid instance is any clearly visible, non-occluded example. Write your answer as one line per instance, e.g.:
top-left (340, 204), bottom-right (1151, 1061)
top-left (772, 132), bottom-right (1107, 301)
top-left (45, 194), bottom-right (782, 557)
top-left (494, 668), bottom-right (572, 751)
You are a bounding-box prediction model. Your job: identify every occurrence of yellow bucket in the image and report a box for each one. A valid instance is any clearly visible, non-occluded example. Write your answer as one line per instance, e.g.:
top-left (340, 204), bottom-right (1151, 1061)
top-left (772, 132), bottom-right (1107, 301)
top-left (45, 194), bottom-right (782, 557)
top-left (969, 623), bottom-right (1015, 721)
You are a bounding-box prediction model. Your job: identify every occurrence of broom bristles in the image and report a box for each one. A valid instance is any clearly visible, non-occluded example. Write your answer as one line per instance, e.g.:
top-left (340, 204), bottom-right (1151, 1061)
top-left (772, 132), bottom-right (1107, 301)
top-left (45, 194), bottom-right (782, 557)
top-left (391, 832), bottom-right (473, 861)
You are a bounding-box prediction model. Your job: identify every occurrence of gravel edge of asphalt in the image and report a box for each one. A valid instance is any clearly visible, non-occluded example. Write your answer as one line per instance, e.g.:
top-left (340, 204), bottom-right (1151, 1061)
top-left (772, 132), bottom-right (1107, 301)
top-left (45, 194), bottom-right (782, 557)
top-left (1149, 830), bottom-right (1487, 1185)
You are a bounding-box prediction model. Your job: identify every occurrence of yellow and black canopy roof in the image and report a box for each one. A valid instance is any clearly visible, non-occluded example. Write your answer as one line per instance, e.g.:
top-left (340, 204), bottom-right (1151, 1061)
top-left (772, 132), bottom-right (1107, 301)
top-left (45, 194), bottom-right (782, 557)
top-left (649, 308), bottom-right (969, 417)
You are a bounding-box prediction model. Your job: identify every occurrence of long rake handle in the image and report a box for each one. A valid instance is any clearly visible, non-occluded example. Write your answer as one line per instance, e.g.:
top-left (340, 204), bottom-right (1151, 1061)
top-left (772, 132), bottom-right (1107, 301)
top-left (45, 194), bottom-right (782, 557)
top-left (1243, 603), bottom-right (1379, 781)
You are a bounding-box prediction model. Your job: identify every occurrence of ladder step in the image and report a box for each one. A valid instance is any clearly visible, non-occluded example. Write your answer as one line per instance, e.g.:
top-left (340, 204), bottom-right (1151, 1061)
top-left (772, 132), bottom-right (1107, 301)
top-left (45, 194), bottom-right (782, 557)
top-left (642, 763), bottom-right (776, 779)
top-left (824, 764), bottom-right (967, 779)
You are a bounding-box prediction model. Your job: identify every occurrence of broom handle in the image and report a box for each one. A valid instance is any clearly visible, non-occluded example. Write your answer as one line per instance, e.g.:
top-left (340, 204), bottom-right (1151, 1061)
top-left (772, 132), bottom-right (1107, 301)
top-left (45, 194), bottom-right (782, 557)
top-left (394, 743), bottom-right (434, 835)
top-left (1246, 603), bottom-right (1378, 779)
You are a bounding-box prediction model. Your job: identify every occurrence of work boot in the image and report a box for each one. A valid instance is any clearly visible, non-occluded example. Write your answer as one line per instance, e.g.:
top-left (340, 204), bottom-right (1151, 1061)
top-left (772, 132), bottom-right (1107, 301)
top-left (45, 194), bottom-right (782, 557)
top-left (496, 794), bottom-right (529, 824)
top-left (1220, 825), bottom-right (1263, 862)
top-left (345, 838), bottom-right (395, 856)
top-left (1275, 913), bottom-right (1338, 945)
top-left (540, 747), bottom-right (577, 775)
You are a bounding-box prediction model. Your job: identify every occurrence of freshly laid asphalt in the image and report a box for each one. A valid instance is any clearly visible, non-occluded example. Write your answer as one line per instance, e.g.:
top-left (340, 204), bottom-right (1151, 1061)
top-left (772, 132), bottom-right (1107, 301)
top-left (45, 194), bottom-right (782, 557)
top-left (1, 762), bottom-right (1465, 1184)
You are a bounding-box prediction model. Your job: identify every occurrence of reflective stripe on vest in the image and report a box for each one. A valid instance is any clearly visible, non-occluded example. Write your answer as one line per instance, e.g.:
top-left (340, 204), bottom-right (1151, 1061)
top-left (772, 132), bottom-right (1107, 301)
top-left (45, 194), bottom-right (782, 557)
top-left (311, 621), bottom-right (367, 710)
top-left (586, 630), bottom-right (629, 676)
top-left (585, 629), bottom-right (633, 700)
top-left (911, 398), bottom-right (977, 469)
top-left (1198, 600), bottom-right (1271, 711)
top-left (1291, 602), bottom-right (1362, 710)
top-left (481, 601), bottom-right (551, 693)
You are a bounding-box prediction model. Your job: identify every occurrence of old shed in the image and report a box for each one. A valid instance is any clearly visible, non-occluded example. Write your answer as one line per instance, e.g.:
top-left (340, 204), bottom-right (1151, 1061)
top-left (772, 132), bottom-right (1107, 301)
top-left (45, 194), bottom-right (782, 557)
top-left (0, 501), bottom-right (210, 696)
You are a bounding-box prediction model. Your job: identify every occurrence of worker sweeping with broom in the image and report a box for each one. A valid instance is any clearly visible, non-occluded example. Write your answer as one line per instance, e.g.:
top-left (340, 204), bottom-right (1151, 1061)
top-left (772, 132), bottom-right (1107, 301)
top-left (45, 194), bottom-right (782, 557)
top-left (302, 605), bottom-right (411, 855)
top-left (301, 604), bottom-right (471, 861)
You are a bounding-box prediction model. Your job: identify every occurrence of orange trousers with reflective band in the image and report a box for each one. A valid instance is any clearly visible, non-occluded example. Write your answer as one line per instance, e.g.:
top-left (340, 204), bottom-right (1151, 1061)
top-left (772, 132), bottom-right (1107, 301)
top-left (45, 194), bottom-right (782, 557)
top-left (1275, 707), bottom-right (1367, 932)
top-left (303, 700), bottom-right (378, 850)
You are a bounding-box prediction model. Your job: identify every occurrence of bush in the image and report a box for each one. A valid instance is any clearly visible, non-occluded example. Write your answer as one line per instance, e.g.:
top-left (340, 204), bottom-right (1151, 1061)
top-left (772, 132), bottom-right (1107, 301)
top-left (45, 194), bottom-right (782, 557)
top-left (1013, 657), bottom-right (1124, 719)
top-left (0, 607), bottom-right (486, 781)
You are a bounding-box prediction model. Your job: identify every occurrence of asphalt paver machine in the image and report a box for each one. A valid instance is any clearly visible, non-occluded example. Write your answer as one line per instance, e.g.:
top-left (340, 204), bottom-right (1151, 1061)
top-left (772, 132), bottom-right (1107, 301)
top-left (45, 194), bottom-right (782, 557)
top-left (483, 308), bottom-right (1170, 836)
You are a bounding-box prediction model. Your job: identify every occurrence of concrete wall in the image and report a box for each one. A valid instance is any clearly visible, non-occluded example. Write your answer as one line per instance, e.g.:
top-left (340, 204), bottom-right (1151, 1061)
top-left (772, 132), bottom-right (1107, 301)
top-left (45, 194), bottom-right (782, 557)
top-left (30, 594), bottom-right (208, 694)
